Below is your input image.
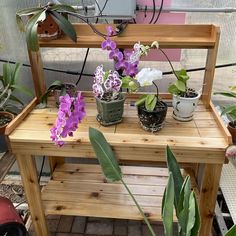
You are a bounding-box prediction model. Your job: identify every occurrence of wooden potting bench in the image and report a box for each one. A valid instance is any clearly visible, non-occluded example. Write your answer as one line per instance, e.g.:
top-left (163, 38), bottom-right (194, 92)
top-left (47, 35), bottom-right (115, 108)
top-left (6, 24), bottom-right (232, 236)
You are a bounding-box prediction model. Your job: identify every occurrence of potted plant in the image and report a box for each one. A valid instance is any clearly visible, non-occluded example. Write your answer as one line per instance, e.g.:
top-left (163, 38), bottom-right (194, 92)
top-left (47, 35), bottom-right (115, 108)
top-left (16, 2), bottom-right (77, 51)
top-left (168, 69), bottom-right (201, 121)
top-left (135, 68), bottom-right (168, 132)
top-left (92, 65), bottom-right (127, 126)
top-left (214, 86), bottom-right (236, 143)
top-left (39, 80), bottom-right (77, 108)
top-left (0, 62), bottom-right (32, 152)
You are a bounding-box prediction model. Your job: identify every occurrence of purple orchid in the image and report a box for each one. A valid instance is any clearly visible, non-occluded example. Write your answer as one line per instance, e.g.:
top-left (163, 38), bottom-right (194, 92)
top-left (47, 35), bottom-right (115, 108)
top-left (106, 25), bottom-right (114, 37)
top-left (101, 38), bottom-right (116, 51)
top-left (104, 71), bottom-right (122, 92)
top-left (50, 92), bottom-right (86, 146)
top-left (92, 83), bottom-right (104, 98)
top-left (109, 49), bottom-right (123, 62)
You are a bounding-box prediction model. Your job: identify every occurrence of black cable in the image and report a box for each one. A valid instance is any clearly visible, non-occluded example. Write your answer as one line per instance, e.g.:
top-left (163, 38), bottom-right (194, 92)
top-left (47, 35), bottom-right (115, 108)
top-left (153, 0), bottom-right (164, 24)
top-left (1, 58), bottom-right (236, 77)
top-left (149, 0), bottom-right (156, 24)
top-left (38, 156), bottom-right (46, 183)
top-left (76, 48), bottom-right (90, 85)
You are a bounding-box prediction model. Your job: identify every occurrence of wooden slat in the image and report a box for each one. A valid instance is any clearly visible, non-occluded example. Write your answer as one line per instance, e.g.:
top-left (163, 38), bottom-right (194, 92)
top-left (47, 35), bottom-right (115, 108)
top-left (0, 152), bottom-right (15, 182)
top-left (5, 97), bottom-right (38, 135)
top-left (39, 24), bottom-right (217, 49)
top-left (44, 201), bottom-right (162, 221)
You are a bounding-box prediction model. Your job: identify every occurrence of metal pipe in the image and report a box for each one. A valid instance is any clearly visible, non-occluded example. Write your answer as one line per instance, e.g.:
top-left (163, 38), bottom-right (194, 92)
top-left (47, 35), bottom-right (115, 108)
top-left (72, 4), bottom-right (236, 14)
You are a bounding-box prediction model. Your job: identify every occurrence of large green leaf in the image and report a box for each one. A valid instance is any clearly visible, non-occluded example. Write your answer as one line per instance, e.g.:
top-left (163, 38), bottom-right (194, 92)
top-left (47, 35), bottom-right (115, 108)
top-left (166, 145), bottom-right (184, 213)
top-left (168, 84), bottom-right (179, 95)
top-left (145, 94), bottom-right (157, 111)
top-left (89, 127), bottom-right (122, 181)
top-left (225, 225), bottom-right (236, 236)
top-left (191, 191), bottom-right (201, 236)
top-left (26, 10), bottom-right (46, 51)
top-left (186, 191), bottom-right (196, 236)
top-left (135, 94), bottom-right (147, 107)
top-left (50, 11), bottom-right (77, 42)
top-left (178, 176), bottom-right (191, 235)
top-left (162, 172), bottom-right (174, 236)
top-left (16, 7), bottom-right (43, 32)
top-left (175, 80), bottom-right (186, 92)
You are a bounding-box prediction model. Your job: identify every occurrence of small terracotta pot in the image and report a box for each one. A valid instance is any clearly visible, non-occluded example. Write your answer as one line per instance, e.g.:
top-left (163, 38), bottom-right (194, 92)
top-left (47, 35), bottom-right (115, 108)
top-left (228, 122), bottom-right (236, 143)
top-left (37, 14), bottom-right (61, 41)
top-left (0, 111), bottom-right (14, 134)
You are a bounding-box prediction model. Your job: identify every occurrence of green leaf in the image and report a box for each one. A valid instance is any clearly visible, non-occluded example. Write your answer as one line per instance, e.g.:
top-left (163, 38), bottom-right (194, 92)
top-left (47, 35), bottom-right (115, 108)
top-left (221, 105), bottom-right (236, 116)
top-left (178, 176), bottom-right (191, 234)
top-left (11, 63), bottom-right (22, 85)
top-left (16, 7), bottom-right (43, 32)
top-left (162, 172), bottom-right (174, 236)
top-left (89, 127), bottom-right (122, 182)
top-left (26, 10), bottom-right (46, 51)
top-left (166, 146), bottom-right (184, 213)
top-left (145, 95), bottom-right (157, 111)
top-left (168, 84), bottom-right (179, 95)
top-left (214, 92), bottom-right (236, 98)
top-left (11, 84), bottom-right (33, 96)
top-left (225, 224), bottom-right (236, 236)
top-left (50, 11), bottom-right (77, 43)
top-left (3, 63), bottom-right (11, 86)
top-left (186, 191), bottom-right (196, 236)
top-left (135, 95), bottom-right (147, 107)
top-left (51, 4), bottom-right (77, 13)
top-left (191, 192), bottom-right (201, 236)
top-left (175, 80), bottom-right (186, 92)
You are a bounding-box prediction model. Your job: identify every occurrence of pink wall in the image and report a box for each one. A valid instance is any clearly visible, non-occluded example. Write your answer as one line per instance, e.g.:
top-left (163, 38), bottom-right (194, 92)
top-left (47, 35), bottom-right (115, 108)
top-left (135, 0), bottom-right (186, 61)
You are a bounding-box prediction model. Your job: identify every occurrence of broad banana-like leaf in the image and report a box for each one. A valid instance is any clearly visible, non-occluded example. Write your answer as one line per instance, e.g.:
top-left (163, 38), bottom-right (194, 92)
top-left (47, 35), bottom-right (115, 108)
top-left (162, 172), bottom-right (174, 236)
top-left (26, 10), bottom-right (46, 51)
top-left (178, 176), bottom-right (191, 235)
top-left (190, 191), bottom-right (200, 236)
top-left (50, 11), bottom-right (77, 43)
top-left (166, 145), bottom-right (184, 213)
top-left (225, 224), bottom-right (236, 236)
top-left (221, 105), bottom-right (236, 116)
top-left (186, 191), bottom-right (196, 236)
top-left (89, 127), bottom-right (121, 181)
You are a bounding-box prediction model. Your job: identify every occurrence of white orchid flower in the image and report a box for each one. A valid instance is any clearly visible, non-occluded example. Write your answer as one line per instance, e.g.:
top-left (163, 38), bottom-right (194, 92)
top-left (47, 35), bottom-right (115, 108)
top-left (135, 68), bottom-right (163, 87)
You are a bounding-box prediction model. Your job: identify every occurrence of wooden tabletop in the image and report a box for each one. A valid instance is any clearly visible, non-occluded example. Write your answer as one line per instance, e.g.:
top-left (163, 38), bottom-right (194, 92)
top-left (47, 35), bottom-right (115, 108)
top-left (8, 94), bottom-right (229, 164)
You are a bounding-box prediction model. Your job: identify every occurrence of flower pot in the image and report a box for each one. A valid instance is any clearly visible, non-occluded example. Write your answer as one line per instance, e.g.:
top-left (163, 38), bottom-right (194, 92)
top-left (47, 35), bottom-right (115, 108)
top-left (0, 111), bottom-right (14, 134)
top-left (228, 122), bottom-right (236, 143)
top-left (172, 92), bottom-right (201, 121)
top-left (54, 83), bottom-right (77, 107)
top-left (96, 93), bottom-right (125, 126)
top-left (37, 14), bottom-right (61, 41)
top-left (137, 101), bottom-right (168, 132)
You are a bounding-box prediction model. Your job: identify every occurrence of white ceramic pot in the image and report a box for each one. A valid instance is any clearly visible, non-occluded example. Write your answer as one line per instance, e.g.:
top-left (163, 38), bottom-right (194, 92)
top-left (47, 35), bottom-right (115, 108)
top-left (172, 92), bottom-right (201, 121)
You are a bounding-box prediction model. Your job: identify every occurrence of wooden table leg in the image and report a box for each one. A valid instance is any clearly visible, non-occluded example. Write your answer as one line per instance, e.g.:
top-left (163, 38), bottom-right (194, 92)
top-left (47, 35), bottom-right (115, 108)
top-left (199, 163), bottom-right (223, 236)
top-left (16, 154), bottom-right (49, 236)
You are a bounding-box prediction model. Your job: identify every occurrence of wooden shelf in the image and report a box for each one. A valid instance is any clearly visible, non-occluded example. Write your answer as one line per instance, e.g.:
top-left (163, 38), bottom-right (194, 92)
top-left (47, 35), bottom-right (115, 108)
top-left (39, 24), bottom-right (219, 49)
top-left (9, 94), bottom-right (229, 164)
top-left (42, 163), bottom-right (197, 221)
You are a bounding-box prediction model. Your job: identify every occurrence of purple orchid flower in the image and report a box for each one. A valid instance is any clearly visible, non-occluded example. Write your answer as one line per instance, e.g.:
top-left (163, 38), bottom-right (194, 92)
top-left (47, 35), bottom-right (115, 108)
top-left (101, 38), bottom-right (116, 51)
top-left (109, 49), bottom-right (123, 62)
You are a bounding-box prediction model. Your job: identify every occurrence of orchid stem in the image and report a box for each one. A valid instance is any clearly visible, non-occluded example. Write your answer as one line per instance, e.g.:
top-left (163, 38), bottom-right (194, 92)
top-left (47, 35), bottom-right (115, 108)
top-left (158, 48), bottom-right (179, 80)
top-left (152, 81), bottom-right (159, 99)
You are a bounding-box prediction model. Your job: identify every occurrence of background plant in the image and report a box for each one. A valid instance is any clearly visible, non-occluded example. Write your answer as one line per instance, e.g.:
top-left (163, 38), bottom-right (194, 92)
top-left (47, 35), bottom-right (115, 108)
top-left (89, 127), bottom-right (201, 236)
top-left (214, 86), bottom-right (236, 127)
top-left (16, 2), bottom-right (77, 51)
top-left (0, 62), bottom-right (32, 113)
